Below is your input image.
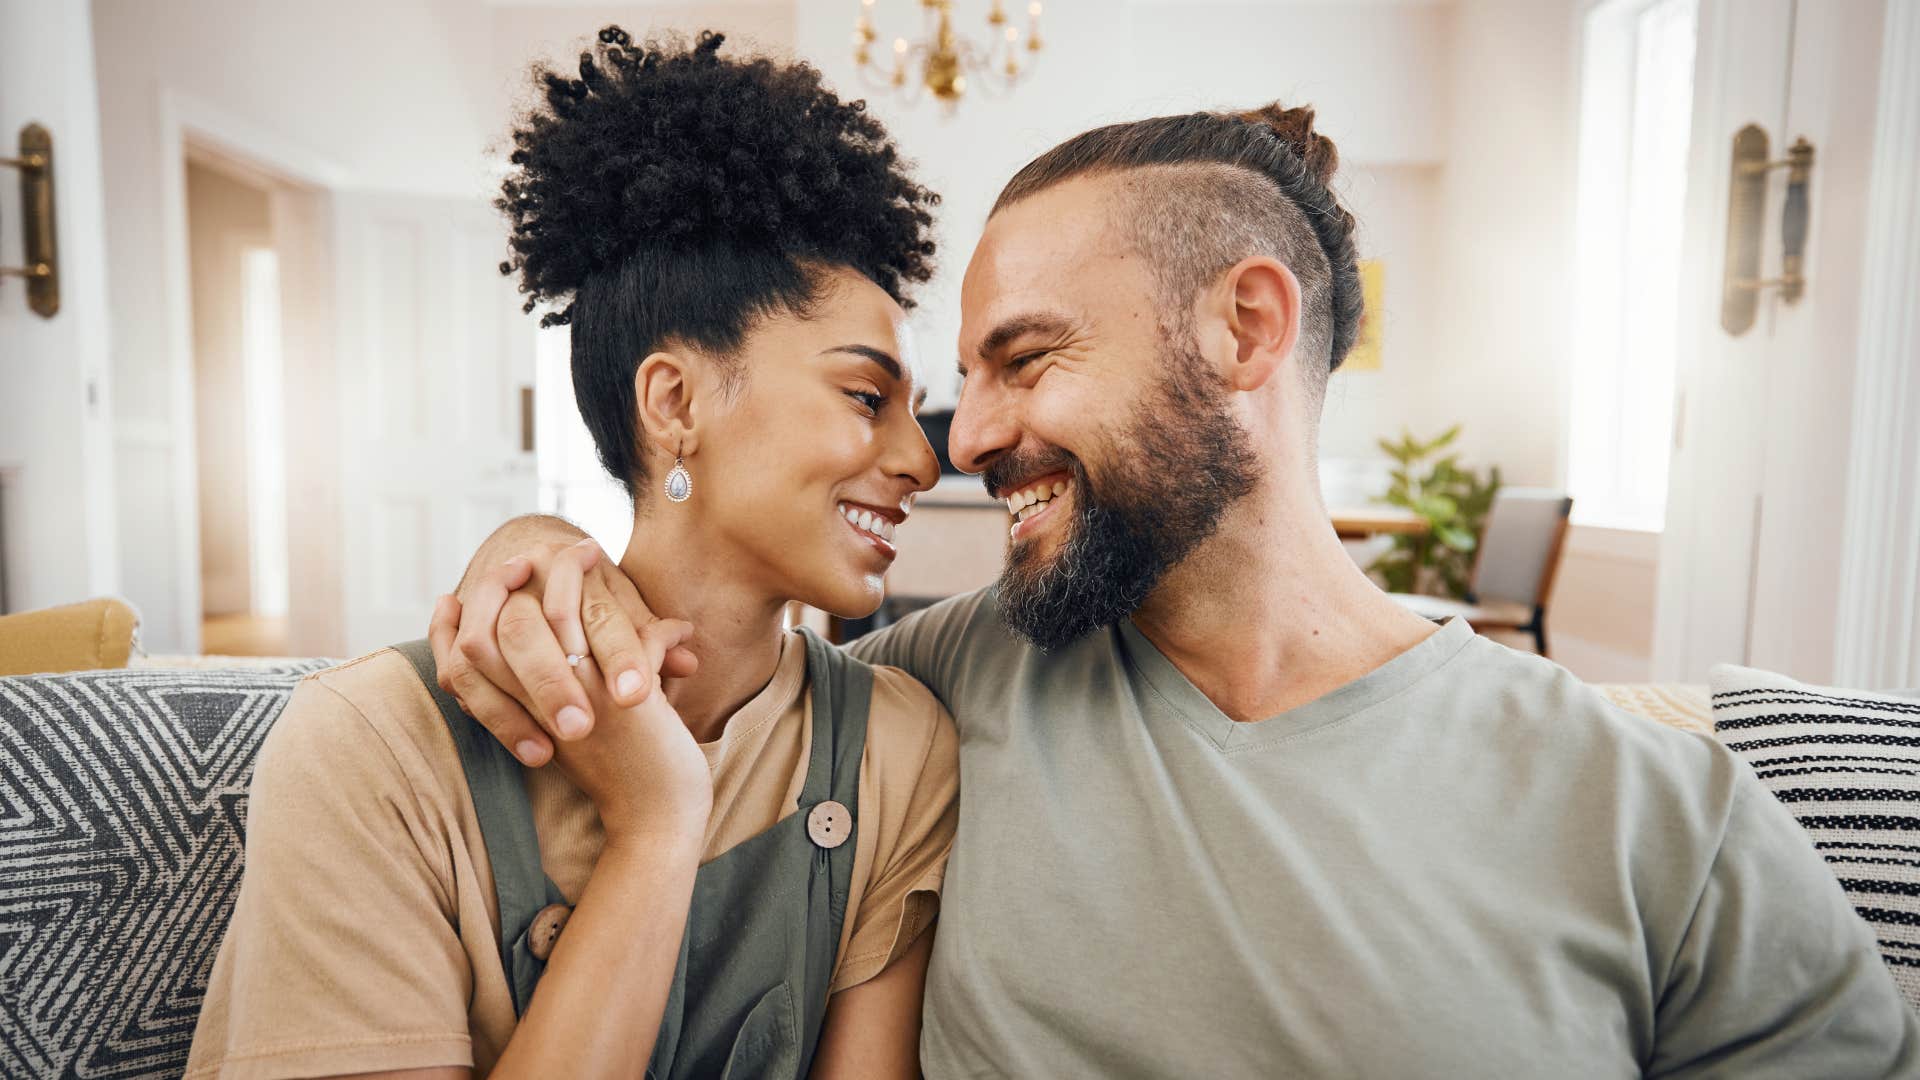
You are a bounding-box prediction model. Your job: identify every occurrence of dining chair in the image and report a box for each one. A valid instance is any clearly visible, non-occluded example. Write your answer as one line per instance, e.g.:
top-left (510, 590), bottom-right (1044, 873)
top-left (1389, 488), bottom-right (1574, 657)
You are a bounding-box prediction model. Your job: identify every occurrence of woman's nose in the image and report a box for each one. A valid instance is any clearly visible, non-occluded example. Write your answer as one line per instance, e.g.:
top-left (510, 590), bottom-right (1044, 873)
top-left (881, 402), bottom-right (942, 493)
top-left (895, 419), bottom-right (940, 492)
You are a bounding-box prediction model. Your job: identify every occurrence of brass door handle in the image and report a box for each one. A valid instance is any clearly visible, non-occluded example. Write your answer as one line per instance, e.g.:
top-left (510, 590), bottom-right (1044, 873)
top-left (1722, 125), bottom-right (1815, 335)
top-left (0, 123), bottom-right (59, 318)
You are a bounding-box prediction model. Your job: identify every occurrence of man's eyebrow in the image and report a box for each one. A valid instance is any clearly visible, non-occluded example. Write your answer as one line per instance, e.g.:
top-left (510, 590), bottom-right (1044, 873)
top-left (975, 312), bottom-right (1075, 364)
top-left (818, 344), bottom-right (903, 382)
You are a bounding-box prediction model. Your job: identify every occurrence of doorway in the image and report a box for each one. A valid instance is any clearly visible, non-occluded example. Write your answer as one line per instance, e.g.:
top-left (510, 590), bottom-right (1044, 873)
top-left (184, 151), bottom-right (290, 654)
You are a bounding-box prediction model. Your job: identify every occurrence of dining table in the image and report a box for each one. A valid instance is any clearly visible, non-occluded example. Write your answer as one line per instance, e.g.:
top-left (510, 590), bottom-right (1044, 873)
top-left (1328, 507), bottom-right (1430, 540)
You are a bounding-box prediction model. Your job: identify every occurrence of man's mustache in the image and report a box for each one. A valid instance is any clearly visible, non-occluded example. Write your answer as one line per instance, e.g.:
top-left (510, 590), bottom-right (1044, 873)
top-left (983, 445), bottom-right (1081, 501)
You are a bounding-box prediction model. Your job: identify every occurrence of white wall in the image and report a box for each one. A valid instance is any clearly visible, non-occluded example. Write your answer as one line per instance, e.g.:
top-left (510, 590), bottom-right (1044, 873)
top-left (1319, 163), bottom-right (1444, 462)
top-left (0, 0), bottom-right (119, 615)
top-left (1427, 0), bottom-right (1581, 484)
top-left (487, 4), bottom-right (796, 128)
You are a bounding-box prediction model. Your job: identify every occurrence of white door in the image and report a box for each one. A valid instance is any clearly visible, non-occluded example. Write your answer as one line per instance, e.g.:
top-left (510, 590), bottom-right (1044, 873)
top-left (332, 192), bottom-right (537, 653)
top-left (1654, 0), bottom-right (1890, 682)
top-left (0, 1), bottom-right (118, 614)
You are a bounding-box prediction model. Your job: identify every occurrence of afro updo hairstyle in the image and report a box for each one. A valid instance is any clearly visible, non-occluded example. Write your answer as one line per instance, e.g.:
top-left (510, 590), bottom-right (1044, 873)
top-left (496, 28), bottom-right (939, 499)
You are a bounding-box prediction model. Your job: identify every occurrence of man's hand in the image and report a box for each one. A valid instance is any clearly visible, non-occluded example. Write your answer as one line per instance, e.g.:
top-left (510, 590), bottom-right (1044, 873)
top-left (429, 520), bottom-right (690, 766)
top-left (543, 620), bottom-right (711, 841)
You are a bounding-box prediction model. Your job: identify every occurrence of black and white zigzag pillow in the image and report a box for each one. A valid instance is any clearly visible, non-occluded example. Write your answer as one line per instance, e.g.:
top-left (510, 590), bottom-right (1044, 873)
top-left (0, 660), bottom-right (332, 1079)
top-left (1711, 663), bottom-right (1920, 1011)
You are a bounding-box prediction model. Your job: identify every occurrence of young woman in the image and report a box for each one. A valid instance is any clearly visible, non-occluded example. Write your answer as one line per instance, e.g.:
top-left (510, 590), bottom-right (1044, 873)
top-left (187, 29), bottom-right (956, 1079)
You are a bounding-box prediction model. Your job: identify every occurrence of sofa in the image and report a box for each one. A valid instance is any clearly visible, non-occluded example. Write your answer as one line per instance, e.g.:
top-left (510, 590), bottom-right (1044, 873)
top-left (0, 641), bottom-right (1909, 1076)
top-left (1, 656), bottom-right (333, 1077)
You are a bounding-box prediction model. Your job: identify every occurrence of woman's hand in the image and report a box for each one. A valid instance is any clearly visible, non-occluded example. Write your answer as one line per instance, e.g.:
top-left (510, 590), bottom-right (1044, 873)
top-left (429, 526), bottom-right (690, 767)
top-left (496, 587), bottom-right (710, 840)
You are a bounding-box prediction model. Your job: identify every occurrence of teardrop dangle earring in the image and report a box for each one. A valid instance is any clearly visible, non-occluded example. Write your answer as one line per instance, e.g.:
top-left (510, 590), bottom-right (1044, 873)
top-left (664, 438), bottom-right (693, 503)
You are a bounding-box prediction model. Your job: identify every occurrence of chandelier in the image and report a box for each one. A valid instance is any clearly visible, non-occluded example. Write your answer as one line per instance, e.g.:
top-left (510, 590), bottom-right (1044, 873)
top-left (852, 0), bottom-right (1045, 107)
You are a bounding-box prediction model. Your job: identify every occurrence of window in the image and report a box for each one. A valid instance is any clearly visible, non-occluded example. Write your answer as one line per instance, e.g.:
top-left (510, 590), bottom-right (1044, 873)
top-left (533, 325), bottom-right (636, 556)
top-left (1566, 0), bottom-right (1698, 531)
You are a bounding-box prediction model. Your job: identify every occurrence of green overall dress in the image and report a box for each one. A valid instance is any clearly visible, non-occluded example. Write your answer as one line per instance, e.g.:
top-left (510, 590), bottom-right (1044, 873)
top-left (394, 628), bottom-right (870, 1079)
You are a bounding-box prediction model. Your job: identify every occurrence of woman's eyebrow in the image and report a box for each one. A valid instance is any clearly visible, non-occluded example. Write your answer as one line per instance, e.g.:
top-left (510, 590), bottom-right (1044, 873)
top-left (818, 344), bottom-right (903, 382)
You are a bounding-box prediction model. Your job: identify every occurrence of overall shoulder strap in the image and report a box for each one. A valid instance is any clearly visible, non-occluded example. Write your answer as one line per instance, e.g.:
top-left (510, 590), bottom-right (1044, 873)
top-left (791, 628), bottom-right (873, 1076)
top-left (392, 639), bottom-right (564, 1017)
top-left (795, 627), bottom-right (873, 809)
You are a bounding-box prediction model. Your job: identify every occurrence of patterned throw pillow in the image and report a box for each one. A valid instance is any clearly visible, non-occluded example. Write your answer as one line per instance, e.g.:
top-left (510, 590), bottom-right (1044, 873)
top-left (0, 660), bottom-right (331, 1079)
top-left (1711, 664), bottom-right (1920, 1010)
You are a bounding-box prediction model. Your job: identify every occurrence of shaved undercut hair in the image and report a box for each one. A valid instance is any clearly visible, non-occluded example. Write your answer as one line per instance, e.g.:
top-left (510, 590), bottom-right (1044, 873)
top-left (992, 104), bottom-right (1363, 415)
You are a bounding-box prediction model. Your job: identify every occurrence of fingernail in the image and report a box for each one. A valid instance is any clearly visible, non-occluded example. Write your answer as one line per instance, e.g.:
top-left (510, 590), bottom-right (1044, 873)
top-left (556, 706), bottom-right (590, 739)
top-left (617, 670), bottom-right (644, 699)
top-left (516, 740), bottom-right (549, 765)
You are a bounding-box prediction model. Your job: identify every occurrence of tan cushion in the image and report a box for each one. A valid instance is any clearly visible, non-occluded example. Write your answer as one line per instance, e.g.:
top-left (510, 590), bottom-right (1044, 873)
top-left (1591, 683), bottom-right (1713, 735)
top-left (1389, 593), bottom-right (1534, 628)
top-left (0, 597), bottom-right (141, 675)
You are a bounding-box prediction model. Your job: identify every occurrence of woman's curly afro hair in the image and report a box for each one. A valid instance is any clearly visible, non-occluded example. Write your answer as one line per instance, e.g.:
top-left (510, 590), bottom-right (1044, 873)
top-left (496, 27), bottom-right (939, 497)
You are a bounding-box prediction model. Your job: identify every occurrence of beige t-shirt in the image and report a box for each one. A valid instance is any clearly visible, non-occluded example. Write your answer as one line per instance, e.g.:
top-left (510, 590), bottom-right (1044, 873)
top-left (186, 630), bottom-right (959, 1079)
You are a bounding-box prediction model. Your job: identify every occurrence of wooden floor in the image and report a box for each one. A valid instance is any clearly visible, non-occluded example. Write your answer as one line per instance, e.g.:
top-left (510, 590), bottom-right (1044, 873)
top-left (201, 613), bottom-right (290, 656)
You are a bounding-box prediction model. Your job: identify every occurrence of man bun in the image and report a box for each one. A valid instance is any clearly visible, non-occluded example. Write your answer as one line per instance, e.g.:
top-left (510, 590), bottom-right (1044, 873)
top-left (1232, 103), bottom-right (1341, 189)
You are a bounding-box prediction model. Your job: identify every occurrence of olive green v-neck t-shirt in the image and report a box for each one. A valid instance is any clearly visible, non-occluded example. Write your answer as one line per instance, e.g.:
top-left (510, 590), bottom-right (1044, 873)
top-left (849, 589), bottom-right (1919, 1078)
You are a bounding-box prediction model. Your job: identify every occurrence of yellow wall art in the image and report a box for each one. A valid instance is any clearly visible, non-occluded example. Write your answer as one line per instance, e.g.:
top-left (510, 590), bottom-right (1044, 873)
top-left (1344, 259), bottom-right (1385, 372)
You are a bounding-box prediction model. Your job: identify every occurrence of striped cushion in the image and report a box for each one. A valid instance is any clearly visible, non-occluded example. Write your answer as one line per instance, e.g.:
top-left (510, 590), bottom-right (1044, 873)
top-left (1711, 664), bottom-right (1920, 1010)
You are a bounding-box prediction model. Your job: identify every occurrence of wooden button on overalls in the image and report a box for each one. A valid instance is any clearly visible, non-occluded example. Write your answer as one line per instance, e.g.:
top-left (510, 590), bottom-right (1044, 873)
top-left (807, 800), bottom-right (851, 849)
top-left (527, 903), bottom-right (572, 961)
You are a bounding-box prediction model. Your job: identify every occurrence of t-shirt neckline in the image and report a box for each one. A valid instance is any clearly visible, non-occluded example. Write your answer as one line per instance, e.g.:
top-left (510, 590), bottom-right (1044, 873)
top-left (1116, 615), bottom-right (1478, 752)
top-left (698, 629), bottom-right (808, 766)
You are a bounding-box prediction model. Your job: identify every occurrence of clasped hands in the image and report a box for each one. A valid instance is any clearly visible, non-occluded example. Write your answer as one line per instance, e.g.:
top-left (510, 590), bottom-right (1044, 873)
top-left (428, 538), bottom-right (708, 839)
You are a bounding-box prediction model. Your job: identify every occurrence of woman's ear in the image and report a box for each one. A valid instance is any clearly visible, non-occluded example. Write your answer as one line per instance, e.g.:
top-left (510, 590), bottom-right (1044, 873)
top-left (635, 351), bottom-right (702, 457)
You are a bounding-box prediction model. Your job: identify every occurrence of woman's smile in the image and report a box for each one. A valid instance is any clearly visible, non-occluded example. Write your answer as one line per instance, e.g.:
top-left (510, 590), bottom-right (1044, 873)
top-left (837, 500), bottom-right (904, 560)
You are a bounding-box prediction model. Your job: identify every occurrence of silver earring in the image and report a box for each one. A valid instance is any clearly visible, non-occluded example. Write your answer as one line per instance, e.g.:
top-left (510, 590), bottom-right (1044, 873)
top-left (665, 444), bottom-right (692, 503)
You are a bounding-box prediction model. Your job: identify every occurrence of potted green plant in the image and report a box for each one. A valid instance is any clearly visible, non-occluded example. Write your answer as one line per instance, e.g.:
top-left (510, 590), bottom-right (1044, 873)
top-left (1367, 426), bottom-right (1501, 599)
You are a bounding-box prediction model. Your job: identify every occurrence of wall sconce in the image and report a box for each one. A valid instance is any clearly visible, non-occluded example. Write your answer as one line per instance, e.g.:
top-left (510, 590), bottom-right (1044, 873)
top-left (2, 124), bottom-right (59, 318)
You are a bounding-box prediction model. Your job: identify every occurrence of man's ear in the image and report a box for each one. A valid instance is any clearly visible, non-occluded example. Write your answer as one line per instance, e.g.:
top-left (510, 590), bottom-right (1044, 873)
top-left (1220, 256), bottom-right (1303, 392)
top-left (635, 351), bottom-right (701, 458)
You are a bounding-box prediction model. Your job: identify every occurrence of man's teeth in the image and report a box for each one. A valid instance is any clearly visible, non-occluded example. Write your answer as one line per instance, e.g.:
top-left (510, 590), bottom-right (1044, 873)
top-left (838, 503), bottom-right (896, 541)
top-left (1007, 479), bottom-right (1069, 523)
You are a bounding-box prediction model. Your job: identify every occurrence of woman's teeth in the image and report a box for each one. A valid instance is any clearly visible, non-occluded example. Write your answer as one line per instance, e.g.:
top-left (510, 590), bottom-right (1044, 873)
top-left (838, 503), bottom-right (896, 542)
top-left (1007, 479), bottom-right (1069, 523)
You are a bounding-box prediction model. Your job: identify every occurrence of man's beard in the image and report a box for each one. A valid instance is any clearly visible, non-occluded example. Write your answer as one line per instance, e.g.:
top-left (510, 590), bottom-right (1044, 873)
top-left (987, 334), bottom-right (1260, 652)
